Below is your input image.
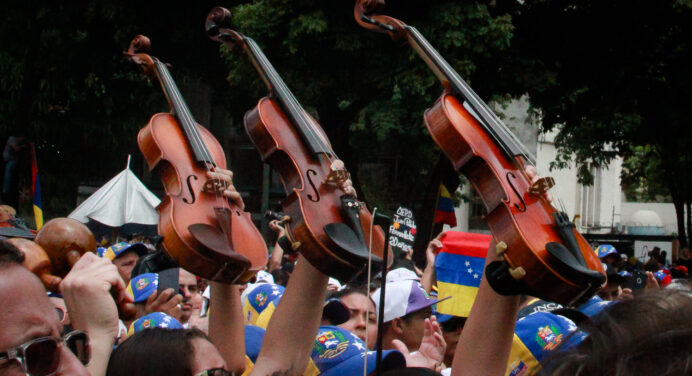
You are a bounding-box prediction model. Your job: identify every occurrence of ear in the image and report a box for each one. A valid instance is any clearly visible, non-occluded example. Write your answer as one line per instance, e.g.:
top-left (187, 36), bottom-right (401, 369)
top-left (391, 317), bottom-right (406, 335)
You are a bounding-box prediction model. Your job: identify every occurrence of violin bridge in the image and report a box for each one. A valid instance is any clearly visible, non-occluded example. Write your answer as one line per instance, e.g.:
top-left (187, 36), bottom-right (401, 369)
top-left (529, 177), bottom-right (555, 196)
top-left (323, 168), bottom-right (350, 186)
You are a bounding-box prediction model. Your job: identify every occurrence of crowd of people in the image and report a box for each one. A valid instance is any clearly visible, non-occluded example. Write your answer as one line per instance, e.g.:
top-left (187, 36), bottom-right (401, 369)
top-left (1, 167), bottom-right (692, 376)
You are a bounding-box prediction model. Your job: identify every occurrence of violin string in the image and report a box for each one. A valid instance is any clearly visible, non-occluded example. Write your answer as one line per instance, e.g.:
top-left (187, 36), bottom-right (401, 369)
top-left (406, 26), bottom-right (571, 216)
top-left (156, 59), bottom-right (226, 206)
top-left (245, 38), bottom-right (337, 165)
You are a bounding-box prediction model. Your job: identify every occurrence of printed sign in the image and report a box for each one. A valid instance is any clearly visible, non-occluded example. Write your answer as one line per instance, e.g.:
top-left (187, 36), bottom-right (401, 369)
top-left (389, 206), bottom-right (417, 258)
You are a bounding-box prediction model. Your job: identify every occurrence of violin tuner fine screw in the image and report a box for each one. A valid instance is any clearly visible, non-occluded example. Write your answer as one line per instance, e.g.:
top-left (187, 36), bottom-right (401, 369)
top-left (495, 241), bottom-right (508, 256)
top-left (509, 266), bottom-right (526, 280)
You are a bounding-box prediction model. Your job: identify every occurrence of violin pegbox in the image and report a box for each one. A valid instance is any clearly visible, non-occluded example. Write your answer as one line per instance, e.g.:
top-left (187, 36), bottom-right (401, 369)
top-left (124, 35), bottom-right (157, 78)
top-left (205, 7), bottom-right (244, 50)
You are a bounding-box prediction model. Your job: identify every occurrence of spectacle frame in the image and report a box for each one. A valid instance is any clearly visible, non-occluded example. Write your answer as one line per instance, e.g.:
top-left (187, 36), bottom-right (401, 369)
top-left (0, 330), bottom-right (90, 376)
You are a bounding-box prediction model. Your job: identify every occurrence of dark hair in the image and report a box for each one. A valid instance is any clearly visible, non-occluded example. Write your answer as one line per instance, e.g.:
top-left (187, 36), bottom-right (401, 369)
top-left (271, 268), bottom-right (290, 287)
top-left (0, 240), bottom-right (24, 267)
top-left (107, 328), bottom-right (210, 376)
top-left (543, 290), bottom-right (692, 375)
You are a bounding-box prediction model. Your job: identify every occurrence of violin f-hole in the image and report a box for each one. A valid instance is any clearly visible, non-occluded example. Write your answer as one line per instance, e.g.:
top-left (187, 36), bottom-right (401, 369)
top-left (182, 175), bottom-right (198, 204)
top-left (506, 172), bottom-right (527, 212)
top-left (306, 169), bottom-right (320, 202)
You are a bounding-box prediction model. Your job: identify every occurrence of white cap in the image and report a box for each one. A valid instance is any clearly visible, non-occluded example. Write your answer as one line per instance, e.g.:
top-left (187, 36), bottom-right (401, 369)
top-left (386, 267), bottom-right (420, 284)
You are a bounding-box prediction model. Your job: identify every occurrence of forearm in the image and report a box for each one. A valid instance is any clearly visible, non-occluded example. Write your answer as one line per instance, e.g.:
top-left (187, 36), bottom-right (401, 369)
top-left (209, 282), bottom-right (246, 374)
top-left (86, 331), bottom-right (115, 376)
top-left (252, 255), bottom-right (328, 375)
top-left (421, 262), bottom-right (436, 293)
top-left (267, 241), bottom-right (284, 272)
top-left (451, 243), bottom-right (520, 376)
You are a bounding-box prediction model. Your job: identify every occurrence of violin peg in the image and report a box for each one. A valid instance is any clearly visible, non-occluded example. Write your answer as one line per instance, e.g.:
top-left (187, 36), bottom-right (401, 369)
top-left (529, 176), bottom-right (555, 196)
top-left (495, 241), bottom-right (508, 256)
top-left (509, 266), bottom-right (526, 280)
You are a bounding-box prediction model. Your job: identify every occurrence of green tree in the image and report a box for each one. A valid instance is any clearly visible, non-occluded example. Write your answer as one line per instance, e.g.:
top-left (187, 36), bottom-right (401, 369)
top-left (508, 0), bottom-right (692, 246)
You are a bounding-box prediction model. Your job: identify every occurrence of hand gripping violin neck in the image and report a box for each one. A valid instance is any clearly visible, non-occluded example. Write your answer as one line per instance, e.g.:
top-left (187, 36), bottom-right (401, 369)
top-left (126, 35), bottom-right (267, 284)
top-left (206, 8), bottom-right (389, 280)
top-left (355, 0), bottom-right (605, 306)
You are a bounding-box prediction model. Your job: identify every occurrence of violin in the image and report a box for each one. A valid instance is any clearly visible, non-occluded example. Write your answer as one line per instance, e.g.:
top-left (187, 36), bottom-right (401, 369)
top-left (126, 35), bottom-right (268, 284)
top-left (206, 8), bottom-right (389, 281)
top-left (355, 0), bottom-right (605, 306)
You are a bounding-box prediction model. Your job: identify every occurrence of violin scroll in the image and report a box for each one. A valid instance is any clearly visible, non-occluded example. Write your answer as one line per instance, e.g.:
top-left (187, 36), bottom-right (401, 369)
top-left (354, 0), bottom-right (406, 40)
top-left (205, 7), bottom-right (244, 48)
top-left (124, 35), bottom-right (157, 77)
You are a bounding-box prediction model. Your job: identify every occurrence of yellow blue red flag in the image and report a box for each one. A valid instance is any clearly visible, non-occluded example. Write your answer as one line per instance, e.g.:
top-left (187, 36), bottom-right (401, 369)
top-left (433, 184), bottom-right (456, 227)
top-left (30, 143), bottom-right (43, 230)
top-left (434, 231), bottom-right (491, 317)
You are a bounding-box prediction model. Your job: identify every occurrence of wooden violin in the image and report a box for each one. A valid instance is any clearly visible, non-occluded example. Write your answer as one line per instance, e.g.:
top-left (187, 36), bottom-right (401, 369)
top-left (206, 8), bottom-right (389, 281)
top-left (355, 0), bottom-right (605, 306)
top-left (126, 35), bottom-right (267, 284)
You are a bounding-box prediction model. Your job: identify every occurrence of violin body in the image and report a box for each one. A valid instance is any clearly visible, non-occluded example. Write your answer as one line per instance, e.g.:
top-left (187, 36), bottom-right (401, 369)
top-left (138, 113), bottom-right (267, 283)
top-left (425, 94), bottom-right (604, 304)
top-left (245, 98), bottom-right (387, 280)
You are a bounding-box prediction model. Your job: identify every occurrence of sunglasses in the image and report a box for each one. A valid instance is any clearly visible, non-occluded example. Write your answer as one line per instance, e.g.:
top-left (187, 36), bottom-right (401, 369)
top-left (0, 330), bottom-right (90, 376)
top-left (195, 368), bottom-right (233, 376)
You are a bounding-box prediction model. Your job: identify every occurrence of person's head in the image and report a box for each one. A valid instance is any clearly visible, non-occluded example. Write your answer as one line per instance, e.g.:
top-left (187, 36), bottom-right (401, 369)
top-left (372, 280), bottom-right (445, 350)
top-left (0, 205), bottom-right (16, 222)
top-left (98, 243), bottom-right (148, 283)
top-left (437, 315), bottom-right (466, 365)
top-left (107, 328), bottom-right (226, 376)
top-left (596, 244), bottom-right (619, 265)
top-left (544, 290), bottom-right (692, 375)
top-left (0, 241), bottom-right (90, 376)
top-left (329, 288), bottom-right (377, 349)
top-left (178, 269), bottom-right (198, 324)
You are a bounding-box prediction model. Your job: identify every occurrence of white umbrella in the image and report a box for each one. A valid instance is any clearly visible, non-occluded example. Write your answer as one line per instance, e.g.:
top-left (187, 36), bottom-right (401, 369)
top-left (69, 156), bottom-right (160, 230)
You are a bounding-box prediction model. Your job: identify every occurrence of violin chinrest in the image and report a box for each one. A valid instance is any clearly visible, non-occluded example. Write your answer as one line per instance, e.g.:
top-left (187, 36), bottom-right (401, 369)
top-left (188, 223), bottom-right (252, 267)
top-left (324, 222), bottom-right (383, 266)
top-left (545, 242), bottom-right (606, 287)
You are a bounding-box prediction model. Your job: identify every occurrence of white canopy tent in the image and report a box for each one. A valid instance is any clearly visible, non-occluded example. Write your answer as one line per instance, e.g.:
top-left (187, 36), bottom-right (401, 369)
top-left (69, 156), bottom-right (160, 235)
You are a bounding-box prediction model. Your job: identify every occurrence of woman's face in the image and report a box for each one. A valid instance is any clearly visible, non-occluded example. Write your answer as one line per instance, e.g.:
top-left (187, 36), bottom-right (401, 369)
top-left (190, 338), bottom-right (226, 374)
top-left (338, 293), bottom-right (378, 349)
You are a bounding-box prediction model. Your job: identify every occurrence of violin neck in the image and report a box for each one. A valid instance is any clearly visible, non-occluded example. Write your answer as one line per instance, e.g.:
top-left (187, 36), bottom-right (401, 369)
top-left (404, 25), bottom-right (535, 163)
top-left (242, 37), bottom-right (335, 158)
top-left (153, 59), bottom-right (215, 167)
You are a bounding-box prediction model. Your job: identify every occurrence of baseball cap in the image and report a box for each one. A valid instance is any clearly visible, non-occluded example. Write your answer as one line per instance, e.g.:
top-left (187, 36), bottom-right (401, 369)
top-left (577, 295), bottom-right (614, 318)
top-left (245, 325), bottom-right (265, 364)
top-left (255, 270), bottom-right (274, 284)
top-left (243, 283), bottom-right (285, 327)
top-left (311, 326), bottom-right (406, 376)
top-left (506, 312), bottom-right (584, 376)
top-left (386, 267), bottom-right (420, 283)
top-left (372, 280), bottom-right (450, 323)
top-left (98, 242), bottom-right (148, 261)
top-left (596, 244), bottom-right (618, 259)
top-left (127, 312), bottom-right (183, 337)
top-left (127, 273), bottom-right (159, 302)
top-left (654, 271), bottom-right (673, 287)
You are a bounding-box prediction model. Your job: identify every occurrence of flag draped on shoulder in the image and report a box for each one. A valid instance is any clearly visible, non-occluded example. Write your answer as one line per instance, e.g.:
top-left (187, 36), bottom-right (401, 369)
top-left (434, 231), bottom-right (491, 317)
top-left (433, 183), bottom-right (456, 227)
top-left (30, 143), bottom-right (43, 230)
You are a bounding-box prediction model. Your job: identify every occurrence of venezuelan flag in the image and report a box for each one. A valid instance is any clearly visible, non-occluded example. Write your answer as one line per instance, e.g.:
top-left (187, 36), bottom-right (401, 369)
top-left (434, 231), bottom-right (491, 317)
top-left (30, 143), bottom-right (43, 230)
top-left (433, 184), bottom-right (456, 227)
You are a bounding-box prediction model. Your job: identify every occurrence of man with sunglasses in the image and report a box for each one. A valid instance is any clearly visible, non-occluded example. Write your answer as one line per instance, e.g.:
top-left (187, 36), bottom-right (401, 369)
top-left (0, 241), bottom-right (130, 376)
